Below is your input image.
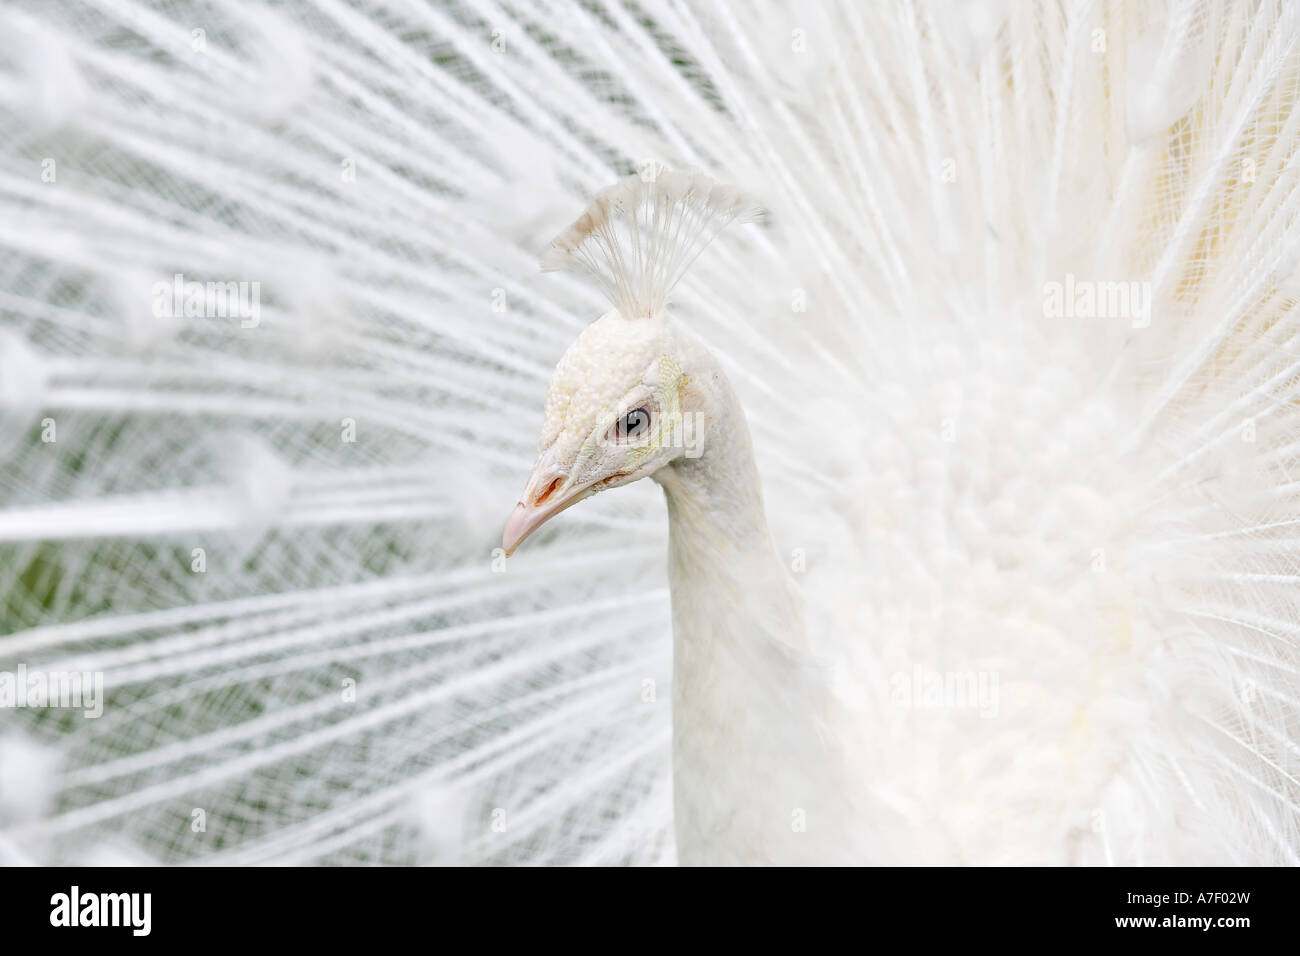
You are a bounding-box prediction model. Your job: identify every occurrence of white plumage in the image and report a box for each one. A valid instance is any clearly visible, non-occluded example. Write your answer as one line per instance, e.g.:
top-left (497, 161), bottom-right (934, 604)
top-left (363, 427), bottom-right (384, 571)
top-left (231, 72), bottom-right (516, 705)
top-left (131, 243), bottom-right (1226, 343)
top-left (0, 0), bottom-right (1298, 865)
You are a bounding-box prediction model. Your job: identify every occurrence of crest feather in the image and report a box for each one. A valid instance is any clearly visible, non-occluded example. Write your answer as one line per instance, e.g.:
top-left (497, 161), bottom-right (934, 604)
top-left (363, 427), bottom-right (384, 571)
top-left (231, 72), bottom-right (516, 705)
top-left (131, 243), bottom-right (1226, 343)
top-left (541, 169), bottom-right (761, 317)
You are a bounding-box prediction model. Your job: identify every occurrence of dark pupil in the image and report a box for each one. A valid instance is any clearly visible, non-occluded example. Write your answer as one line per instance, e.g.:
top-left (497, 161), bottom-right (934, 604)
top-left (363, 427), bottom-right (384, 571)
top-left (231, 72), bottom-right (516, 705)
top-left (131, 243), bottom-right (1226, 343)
top-left (622, 408), bottom-right (649, 437)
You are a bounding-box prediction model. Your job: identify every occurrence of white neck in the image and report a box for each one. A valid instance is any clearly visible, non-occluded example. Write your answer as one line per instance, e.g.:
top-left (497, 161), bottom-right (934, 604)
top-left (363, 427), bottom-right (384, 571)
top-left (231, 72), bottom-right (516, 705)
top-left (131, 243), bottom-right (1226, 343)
top-left (653, 369), bottom-right (850, 865)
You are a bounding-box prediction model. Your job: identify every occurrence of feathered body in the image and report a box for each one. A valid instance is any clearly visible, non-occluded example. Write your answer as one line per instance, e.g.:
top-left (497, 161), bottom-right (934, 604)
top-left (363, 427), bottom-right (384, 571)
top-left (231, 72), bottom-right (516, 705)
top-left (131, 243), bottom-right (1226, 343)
top-left (650, 322), bottom-right (851, 865)
top-left (0, 0), bottom-right (1298, 865)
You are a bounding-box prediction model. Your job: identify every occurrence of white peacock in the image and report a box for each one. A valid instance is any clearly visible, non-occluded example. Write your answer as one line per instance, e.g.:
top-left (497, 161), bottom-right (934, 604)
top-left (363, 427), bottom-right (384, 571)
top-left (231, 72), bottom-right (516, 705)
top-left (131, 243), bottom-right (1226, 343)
top-left (0, 0), bottom-right (1297, 866)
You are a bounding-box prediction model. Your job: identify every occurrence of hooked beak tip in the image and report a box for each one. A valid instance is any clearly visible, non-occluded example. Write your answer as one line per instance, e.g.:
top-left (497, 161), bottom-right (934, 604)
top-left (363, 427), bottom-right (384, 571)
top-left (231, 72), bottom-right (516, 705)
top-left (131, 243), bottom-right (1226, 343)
top-left (503, 473), bottom-right (593, 556)
top-left (502, 501), bottom-right (531, 556)
top-left (505, 450), bottom-right (588, 556)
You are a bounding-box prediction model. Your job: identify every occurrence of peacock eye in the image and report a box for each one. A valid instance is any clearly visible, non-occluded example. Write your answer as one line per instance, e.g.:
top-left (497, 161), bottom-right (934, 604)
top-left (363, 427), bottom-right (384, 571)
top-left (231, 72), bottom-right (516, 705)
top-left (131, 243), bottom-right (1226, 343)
top-left (617, 407), bottom-right (651, 441)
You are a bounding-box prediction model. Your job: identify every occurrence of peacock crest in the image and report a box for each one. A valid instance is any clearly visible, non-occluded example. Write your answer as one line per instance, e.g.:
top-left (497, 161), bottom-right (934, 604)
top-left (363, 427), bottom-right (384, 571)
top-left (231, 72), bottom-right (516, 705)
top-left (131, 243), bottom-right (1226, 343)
top-left (540, 168), bottom-right (761, 319)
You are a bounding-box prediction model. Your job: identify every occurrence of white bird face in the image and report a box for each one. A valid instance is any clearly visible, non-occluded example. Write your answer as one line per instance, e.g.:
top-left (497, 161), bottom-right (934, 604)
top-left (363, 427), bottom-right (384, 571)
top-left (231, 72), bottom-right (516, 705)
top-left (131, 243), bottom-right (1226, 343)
top-left (503, 310), bottom-right (700, 554)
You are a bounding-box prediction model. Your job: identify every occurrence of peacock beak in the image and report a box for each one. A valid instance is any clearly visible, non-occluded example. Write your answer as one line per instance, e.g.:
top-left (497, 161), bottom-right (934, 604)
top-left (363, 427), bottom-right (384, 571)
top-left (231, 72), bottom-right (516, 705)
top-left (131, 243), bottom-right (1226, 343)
top-left (502, 453), bottom-right (589, 556)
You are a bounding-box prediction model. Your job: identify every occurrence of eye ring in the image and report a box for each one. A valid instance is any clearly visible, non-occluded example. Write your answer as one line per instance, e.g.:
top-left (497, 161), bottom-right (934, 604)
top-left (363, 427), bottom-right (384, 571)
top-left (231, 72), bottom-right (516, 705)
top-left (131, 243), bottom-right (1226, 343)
top-left (615, 406), bottom-right (652, 442)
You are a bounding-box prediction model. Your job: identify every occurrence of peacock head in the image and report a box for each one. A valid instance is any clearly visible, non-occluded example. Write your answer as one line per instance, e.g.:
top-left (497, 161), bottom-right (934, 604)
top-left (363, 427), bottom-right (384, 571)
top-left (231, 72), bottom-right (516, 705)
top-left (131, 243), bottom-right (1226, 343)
top-left (503, 170), bottom-right (758, 555)
top-left (502, 310), bottom-right (704, 554)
